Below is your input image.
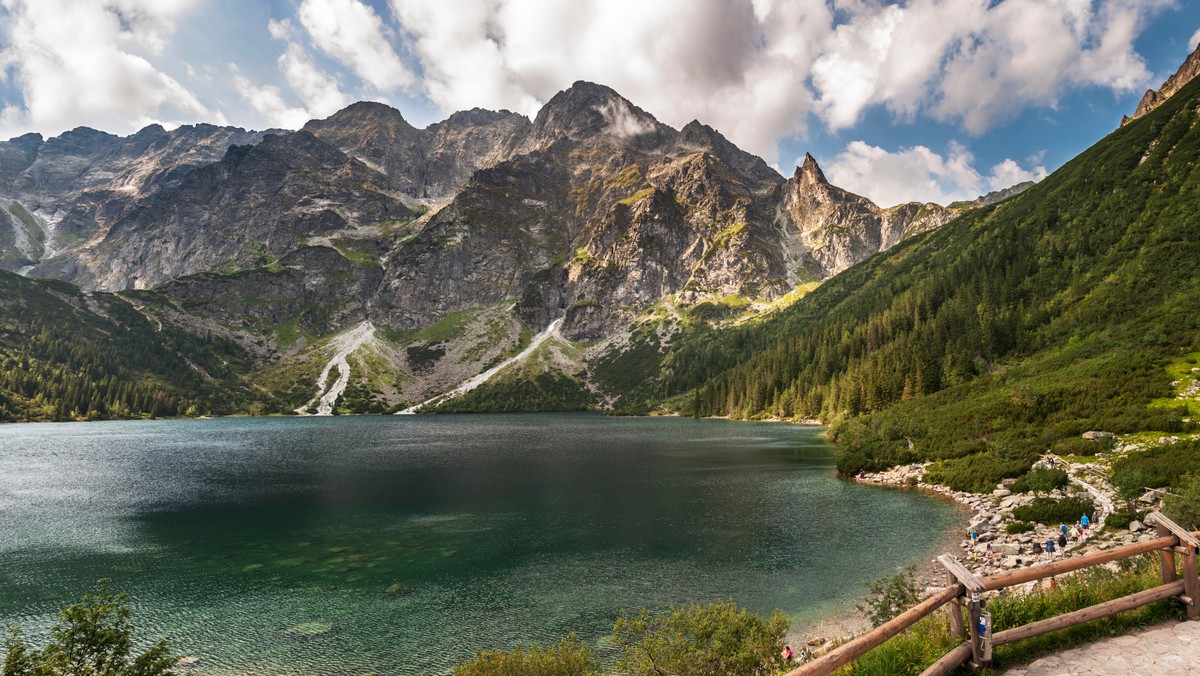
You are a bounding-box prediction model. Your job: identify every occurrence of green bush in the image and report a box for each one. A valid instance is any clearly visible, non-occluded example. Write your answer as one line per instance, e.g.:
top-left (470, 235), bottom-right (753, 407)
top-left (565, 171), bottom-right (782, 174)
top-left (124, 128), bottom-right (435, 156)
top-left (1012, 497), bottom-right (1095, 526)
top-left (923, 452), bottom-right (1033, 493)
top-left (854, 566), bottom-right (920, 629)
top-left (1111, 440), bottom-right (1200, 499)
top-left (1006, 521), bottom-right (1036, 534)
top-left (452, 633), bottom-right (598, 676)
top-left (1104, 508), bottom-right (1138, 530)
top-left (1010, 467), bottom-right (1069, 494)
top-left (2, 581), bottom-right (175, 676)
top-left (612, 600), bottom-right (788, 676)
top-left (1049, 436), bottom-right (1110, 457)
top-left (1163, 472), bottom-right (1200, 530)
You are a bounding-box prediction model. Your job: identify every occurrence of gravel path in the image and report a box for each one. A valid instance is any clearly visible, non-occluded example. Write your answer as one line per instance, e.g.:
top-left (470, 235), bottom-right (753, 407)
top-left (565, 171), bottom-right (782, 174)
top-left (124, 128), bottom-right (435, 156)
top-left (1001, 619), bottom-right (1200, 675)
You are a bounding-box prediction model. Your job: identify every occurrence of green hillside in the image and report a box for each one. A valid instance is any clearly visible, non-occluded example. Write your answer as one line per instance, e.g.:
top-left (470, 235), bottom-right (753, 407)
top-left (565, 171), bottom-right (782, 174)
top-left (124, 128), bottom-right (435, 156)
top-left (616, 77), bottom-right (1200, 491)
top-left (0, 272), bottom-right (266, 421)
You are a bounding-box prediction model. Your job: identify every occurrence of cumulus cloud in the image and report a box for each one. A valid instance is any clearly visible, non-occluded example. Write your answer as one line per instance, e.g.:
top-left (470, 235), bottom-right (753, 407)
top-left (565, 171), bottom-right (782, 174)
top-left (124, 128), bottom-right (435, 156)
top-left (823, 141), bottom-right (1047, 207)
top-left (298, 0), bottom-right (415, 92)
top-left (1190, 27), bottom-right (1200, 53)
top-left (384, 0), bottom-right (1170, 162)
top-left (0, 0), bottom-right (214, 138)
top-left (390, 0), bottom-right (833, 162)
top-left (813, 0), bottom-right (1172, 133)
top-left (268, 19), bottom-right (350, 120)
top-left (230, 65), bottom-right (310, 130)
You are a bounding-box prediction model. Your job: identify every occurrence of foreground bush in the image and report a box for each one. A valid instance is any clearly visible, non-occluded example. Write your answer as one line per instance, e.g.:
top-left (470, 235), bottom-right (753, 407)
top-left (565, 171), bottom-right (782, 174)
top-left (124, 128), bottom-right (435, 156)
top-left (855, 566), bottom-right (920, 628)
top-left (2, 581), bottom-right (175, 676)
top-left (612, 600), bottom-right (788, 676)
top-left (453, 633), bottom-right (598, 676)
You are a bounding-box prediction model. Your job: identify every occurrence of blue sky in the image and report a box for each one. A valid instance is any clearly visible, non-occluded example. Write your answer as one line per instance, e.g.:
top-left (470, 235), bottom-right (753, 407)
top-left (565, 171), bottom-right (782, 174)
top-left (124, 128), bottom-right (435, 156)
top-left (0, 0), bottom-right (1197, 206)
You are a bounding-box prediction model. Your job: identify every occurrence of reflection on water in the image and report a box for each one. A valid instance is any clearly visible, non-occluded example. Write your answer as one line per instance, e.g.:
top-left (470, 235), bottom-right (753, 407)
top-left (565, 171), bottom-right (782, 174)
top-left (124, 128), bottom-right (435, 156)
top-left (0, 414), bottom-right (958, 674)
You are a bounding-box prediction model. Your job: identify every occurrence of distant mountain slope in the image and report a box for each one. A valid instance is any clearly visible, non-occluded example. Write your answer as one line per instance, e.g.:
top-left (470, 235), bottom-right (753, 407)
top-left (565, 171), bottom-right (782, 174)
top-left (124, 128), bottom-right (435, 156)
top-left (0, 271), bottom-right (262, 421)
top-left (630, 74), bottom-right (1200, 491)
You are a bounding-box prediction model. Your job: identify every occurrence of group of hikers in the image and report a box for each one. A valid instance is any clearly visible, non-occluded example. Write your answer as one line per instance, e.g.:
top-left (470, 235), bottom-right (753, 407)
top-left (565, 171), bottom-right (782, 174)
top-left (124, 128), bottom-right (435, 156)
top-left (969, 513), bottom-right (1094, 562)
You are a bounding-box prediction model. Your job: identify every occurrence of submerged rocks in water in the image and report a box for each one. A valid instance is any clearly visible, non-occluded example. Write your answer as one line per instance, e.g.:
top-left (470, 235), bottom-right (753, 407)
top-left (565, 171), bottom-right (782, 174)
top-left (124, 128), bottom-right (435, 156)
top-left (177, 656), bottom-right (201, 668)
top-left (283, 622), bottom-right (335, 639)
top-left (383, 582), bottom-right (416, 598)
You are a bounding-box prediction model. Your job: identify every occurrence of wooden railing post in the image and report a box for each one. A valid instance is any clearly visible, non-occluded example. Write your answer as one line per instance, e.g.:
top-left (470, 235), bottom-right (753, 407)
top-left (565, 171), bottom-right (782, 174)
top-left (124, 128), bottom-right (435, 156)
top-left (946, 571), bottom-right (964, 639)
top-left (1183, 545), bottom-right (1200, 620)
top-left (967, 592), bottom-right (982, 668)
top-left (1157, 522), bottom-right (1178, 584)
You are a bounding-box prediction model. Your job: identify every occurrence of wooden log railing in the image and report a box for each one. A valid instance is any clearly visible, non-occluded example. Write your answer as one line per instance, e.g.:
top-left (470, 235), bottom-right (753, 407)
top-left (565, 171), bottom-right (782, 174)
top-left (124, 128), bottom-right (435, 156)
top-left (785, 513), bottom-right (1200, 676)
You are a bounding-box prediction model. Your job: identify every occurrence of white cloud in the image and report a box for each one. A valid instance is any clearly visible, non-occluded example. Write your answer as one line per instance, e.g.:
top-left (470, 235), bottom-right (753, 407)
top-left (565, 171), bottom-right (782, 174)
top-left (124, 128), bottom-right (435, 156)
top-left (231, 68), bottom-right (311, 130)
top-left (823, 140), bottom-right (1047, 207)
top-left (268, 19), bottom-right (350, 120)
top-left (1190, 27), bottom-right (1200, 53)
top-left (391, 0), bottom-right (833, 163)
top-left (0, 0), bottom-right (214, 138)
top-left (812, 0), bottom-right (1173, 133)
top-left (386, 0), bottom-right (1170, 163)
top-left (297, 0), bottom-right (415, 92)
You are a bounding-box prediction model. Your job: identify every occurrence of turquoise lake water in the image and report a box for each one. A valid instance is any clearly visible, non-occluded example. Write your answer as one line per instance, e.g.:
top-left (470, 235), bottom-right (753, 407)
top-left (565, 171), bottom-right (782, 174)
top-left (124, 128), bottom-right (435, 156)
top-left (0, 414), bottom-right (961, 674)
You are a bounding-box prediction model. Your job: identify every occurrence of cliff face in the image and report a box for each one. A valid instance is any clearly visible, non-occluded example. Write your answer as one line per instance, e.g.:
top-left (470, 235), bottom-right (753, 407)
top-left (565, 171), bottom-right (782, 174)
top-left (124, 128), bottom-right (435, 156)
top-left (0, 82), bottom-right (1003, 409)
top-left (1122, 45), bottom-right (1200, 126)
top-left (775, 154), bottom-right (958, 280)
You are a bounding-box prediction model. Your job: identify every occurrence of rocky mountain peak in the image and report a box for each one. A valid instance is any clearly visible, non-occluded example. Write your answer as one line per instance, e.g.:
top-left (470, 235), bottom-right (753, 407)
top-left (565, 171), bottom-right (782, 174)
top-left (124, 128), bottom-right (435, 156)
top-left (795, 152), bottom-right (829, 188)
top-left (303, 101), bottom-right (415, 136)
top-left (525, 80), bottom-right (666, 149)
top-left (1122, 44), bottom-right (1200, 126)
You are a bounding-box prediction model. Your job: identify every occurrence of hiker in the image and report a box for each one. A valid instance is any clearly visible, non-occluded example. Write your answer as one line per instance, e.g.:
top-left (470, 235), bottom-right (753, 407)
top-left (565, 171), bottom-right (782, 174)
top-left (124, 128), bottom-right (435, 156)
top-left (986, 543), bottom-right (994, 558)
top-left (1049, 576), bottom-right (1057, 589)
top-left (1045, 537), bottom-right (1057, 560)
top-left (1081, 513), bottom-right (1090, 530)
top-left (1069, 525), bottom-right (1079, 541)
top-left (970, 529), bottom-right (978, 543)
top-left (1058, 531), bottom-right (1068, 550)
top-left (1032, 541), bottom-right (1043, 558)
top-left (797, 646), bottom-right (809, 662)
top-left (782, 645), bottom-right (794, 662)
top-left (1060, 523), bottom-right (1068, 536)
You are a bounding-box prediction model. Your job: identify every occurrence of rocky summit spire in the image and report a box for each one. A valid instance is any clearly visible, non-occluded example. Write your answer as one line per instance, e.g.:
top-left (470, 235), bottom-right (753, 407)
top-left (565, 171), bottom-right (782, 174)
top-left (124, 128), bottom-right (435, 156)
top-left (796, 152), bottom-right (828, 187)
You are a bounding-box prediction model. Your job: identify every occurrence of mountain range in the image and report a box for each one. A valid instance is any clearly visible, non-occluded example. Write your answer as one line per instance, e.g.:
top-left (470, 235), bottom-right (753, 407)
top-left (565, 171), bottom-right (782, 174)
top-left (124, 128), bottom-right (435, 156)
top-left (0, 80), bottom-right (987, 418)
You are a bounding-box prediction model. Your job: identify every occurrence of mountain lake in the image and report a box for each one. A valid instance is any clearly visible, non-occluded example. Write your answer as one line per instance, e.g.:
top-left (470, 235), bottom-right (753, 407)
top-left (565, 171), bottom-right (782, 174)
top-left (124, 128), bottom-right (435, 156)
top-left (0, 413), bottom-right (963, 674)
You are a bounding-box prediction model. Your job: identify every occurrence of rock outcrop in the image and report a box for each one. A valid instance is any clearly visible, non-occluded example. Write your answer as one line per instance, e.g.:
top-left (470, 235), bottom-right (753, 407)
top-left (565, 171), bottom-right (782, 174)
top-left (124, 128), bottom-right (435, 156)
top-left (1122, 44), bottom-right (1200, 126)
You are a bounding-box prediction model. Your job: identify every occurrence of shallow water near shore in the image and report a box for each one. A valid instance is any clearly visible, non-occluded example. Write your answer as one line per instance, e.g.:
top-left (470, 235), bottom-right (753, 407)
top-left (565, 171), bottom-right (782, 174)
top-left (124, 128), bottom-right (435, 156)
top-left (0, 414), bottom-right (960, 674)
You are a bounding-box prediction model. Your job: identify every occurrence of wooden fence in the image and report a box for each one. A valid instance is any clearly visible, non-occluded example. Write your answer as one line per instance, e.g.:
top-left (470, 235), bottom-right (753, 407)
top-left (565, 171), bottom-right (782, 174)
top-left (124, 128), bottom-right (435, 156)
top-left (786, 512), bottom-right (1200, 675)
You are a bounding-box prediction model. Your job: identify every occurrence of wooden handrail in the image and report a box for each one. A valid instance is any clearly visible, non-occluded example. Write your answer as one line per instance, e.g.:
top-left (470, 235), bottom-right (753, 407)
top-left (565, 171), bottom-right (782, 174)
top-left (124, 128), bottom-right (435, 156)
top-left (1147, 512), bottom-right (1200, 549)
top-left (784, 584), bottom-right (962, 676)
top-left (991, 580), bottom-right (1184, 646)
top-left (787, 521), bottom-right (1200, 675)
top-left (979, 535), bottom-right (1177, 590)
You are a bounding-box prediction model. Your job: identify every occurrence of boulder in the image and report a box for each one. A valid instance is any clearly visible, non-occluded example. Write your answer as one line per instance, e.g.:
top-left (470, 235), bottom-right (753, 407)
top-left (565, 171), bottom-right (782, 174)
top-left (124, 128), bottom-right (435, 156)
top-left (1139, 489), bottom-right (1162, 504)
top-left (992, 543), bottom-right (1021, 556)
top-left (1082, 431), bottom-right (1114, 440)
top-left (1129, 520), bottom-right (1145, 532)
top-left (993, 488), bottom-right (1012, 498)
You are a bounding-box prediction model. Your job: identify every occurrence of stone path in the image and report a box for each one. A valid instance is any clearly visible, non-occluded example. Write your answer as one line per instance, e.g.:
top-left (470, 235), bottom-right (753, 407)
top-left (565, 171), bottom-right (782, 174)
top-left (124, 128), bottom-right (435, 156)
top-left (1001, 620), bottom-right (1200, 675)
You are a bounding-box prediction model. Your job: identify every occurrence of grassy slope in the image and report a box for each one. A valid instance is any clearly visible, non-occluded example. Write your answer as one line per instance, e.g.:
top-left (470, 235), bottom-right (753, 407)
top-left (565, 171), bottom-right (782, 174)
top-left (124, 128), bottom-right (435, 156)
top-left (608, 77), bottom-right (1200, 491)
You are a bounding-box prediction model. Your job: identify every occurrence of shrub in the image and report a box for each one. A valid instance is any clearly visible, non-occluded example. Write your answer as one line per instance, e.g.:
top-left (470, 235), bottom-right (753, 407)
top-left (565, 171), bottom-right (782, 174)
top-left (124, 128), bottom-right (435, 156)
top-left (1163, 472), bottom-right (1200, 531)
top-left (1010, 467), bottom-right (1069, 494)
top-left (855, 566), bottom-right (920, 628)
top-left (1007, 521), bottom-right (1036, 534)
top-left (612, 600), bottom-right (788, 676)
top-left (923, 452), bottom-right (1033, 493)
top-left (453, 633), bottom-right (598, 676)
top-left (2, 581), bottom-right (175, 676)
top-left (1013, 497), bottom-right (1095, 526)
top-left (1111, 441), bottom-right (1200, 499)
